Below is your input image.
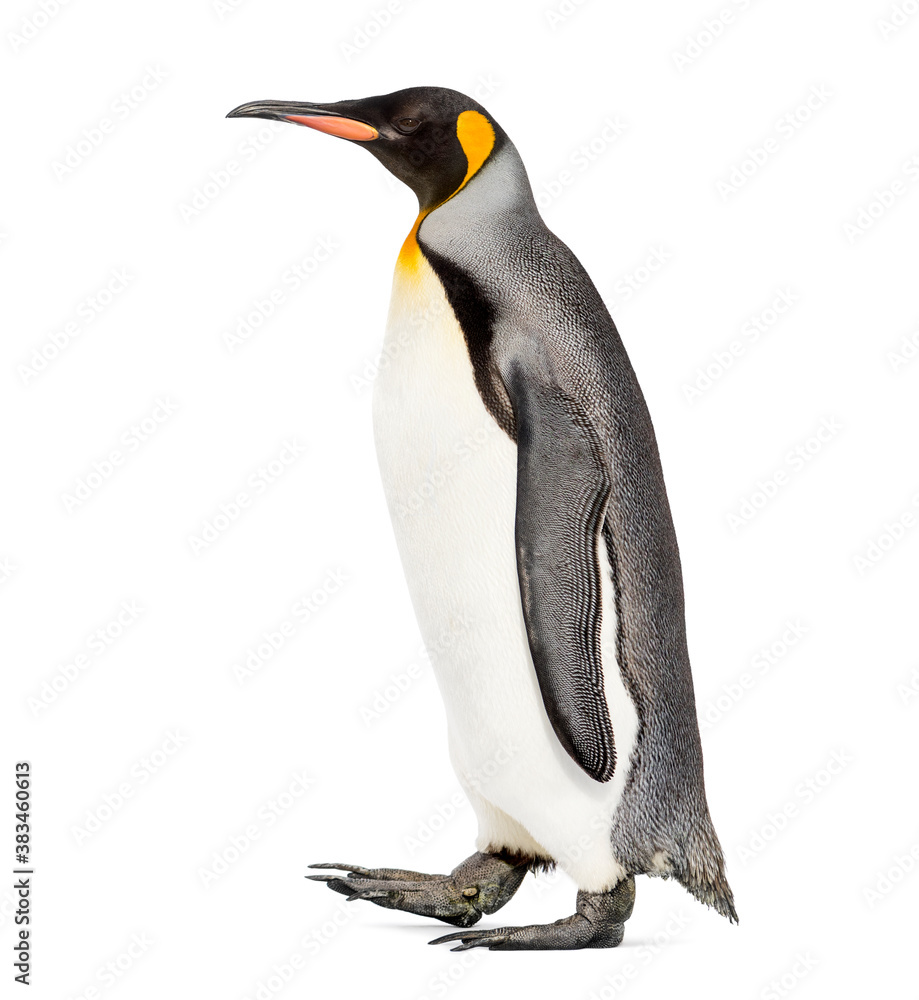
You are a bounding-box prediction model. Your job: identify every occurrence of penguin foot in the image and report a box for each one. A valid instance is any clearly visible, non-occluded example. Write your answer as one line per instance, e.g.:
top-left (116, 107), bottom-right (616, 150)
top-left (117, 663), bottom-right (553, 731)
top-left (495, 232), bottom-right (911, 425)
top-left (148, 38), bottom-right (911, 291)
top-left (429, 875), bottom-right (636, 951)
top-left (306, 851), bottom-right (530, 928)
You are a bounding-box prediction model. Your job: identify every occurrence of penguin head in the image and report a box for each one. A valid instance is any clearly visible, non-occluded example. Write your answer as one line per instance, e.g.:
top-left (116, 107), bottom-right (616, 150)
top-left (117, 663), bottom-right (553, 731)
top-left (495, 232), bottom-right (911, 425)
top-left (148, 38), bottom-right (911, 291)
top-left (227, 87), bottom-right (501, 212)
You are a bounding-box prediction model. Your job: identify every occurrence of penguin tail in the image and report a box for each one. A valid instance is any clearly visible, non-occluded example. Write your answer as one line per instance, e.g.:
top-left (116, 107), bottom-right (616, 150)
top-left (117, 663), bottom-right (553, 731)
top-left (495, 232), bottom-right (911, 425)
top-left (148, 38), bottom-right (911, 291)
top-left (682, 865), bottom-right (738, 924)
top-left (673, 813), bottom-right (738, 924)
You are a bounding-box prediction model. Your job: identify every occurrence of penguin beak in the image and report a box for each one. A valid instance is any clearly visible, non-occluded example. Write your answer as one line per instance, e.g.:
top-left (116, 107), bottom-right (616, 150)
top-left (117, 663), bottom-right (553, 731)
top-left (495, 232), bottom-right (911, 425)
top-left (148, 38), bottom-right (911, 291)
top-left (226, 100), bottom-right (379, 141)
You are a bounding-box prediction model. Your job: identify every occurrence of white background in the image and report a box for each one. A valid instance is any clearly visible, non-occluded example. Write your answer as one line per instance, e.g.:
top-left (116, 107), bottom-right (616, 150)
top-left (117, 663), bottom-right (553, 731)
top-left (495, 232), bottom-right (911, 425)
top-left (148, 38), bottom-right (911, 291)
top-left (4, 0), bottom-right (918, 997)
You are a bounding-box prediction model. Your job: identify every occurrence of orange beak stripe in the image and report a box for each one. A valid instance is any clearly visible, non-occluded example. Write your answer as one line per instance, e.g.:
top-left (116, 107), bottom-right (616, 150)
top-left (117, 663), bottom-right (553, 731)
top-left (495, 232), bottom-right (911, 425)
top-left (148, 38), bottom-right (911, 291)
top-left (285, 115), bottom-right (378, 141)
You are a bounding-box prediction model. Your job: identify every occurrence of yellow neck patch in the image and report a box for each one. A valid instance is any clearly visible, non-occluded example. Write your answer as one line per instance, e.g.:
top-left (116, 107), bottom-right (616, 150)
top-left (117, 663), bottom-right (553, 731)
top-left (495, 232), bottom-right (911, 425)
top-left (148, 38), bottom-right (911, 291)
top-left (397, 110), bottom-right (496, 275)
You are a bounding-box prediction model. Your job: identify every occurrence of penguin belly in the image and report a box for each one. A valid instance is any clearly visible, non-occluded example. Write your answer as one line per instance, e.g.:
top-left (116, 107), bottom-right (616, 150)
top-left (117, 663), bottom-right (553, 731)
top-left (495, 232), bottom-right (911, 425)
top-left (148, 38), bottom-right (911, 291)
top-left (372, 250), bottom-right (640, 892)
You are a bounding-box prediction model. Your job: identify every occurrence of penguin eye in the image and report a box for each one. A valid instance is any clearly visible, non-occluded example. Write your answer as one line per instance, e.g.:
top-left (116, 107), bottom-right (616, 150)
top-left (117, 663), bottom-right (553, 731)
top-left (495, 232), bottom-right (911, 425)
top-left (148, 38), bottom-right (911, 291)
top-left (393, 117), bottom-right (422, 134)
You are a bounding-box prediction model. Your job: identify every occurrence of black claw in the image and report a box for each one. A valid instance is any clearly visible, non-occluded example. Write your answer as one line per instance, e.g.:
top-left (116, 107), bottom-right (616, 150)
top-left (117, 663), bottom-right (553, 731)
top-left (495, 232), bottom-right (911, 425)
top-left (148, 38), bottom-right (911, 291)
top-left (308, 862), bottom-right (374, 876)
top-left (347, 888), bottom-right (390, 902)
top-left (429, 928), bottom-right (507, 951)
top-left (429, 930), bottom-right (481, 945)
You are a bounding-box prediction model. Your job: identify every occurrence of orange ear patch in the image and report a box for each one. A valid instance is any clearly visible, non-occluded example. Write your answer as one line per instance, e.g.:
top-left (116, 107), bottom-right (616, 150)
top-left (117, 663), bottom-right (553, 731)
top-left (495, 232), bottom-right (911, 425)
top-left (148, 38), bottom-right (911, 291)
top-left (454, 110), bottom-right (496, 194)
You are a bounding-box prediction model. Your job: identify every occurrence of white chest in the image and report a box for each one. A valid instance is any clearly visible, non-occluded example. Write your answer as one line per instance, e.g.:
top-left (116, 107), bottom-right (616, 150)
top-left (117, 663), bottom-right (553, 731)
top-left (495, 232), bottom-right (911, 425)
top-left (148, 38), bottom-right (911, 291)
top-left (371, 252), bottom-right (519, 597)
top-left (371, 251), bottom-right (527, 719)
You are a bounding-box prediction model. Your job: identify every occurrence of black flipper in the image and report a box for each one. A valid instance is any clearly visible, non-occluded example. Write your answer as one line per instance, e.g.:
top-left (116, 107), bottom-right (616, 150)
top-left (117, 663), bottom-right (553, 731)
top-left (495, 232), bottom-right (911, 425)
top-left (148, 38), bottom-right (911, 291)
top-left (503, 360), bottom-right (617, 783)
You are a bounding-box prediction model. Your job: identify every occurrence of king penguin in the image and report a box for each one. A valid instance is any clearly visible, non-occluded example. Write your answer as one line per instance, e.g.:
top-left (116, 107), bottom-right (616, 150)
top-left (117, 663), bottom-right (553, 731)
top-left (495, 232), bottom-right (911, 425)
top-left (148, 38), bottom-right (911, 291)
top-left (227, 87), bottom-right (737, 951)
